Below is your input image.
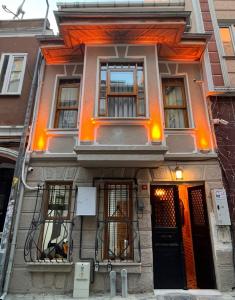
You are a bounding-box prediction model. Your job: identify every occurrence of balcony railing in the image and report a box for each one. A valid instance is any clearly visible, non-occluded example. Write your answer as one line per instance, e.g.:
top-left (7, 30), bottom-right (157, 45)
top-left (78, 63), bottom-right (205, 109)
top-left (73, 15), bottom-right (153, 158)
top-left (58, 1), bottom-right (185, 9)
top-left (24, 186), bottom-right (75, 263)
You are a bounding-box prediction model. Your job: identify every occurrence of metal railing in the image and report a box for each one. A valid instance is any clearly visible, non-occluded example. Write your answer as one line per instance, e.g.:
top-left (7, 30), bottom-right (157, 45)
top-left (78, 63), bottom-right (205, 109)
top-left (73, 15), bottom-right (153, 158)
top-left (95, 220), bottom-right (141, 262)
top-left (24, 186), bottom-right (75, 263)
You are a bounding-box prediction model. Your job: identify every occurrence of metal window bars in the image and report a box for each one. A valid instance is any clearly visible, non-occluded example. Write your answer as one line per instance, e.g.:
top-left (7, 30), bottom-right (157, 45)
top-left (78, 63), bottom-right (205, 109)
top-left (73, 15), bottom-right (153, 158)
top-left (95, 183), bottom-right (141, 263)
top-left (24, 185), bottom-right (76, 263)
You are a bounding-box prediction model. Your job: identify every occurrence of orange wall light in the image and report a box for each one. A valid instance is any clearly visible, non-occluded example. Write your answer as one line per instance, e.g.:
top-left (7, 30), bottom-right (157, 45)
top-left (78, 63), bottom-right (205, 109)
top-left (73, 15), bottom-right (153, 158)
top-left (199, 137), bottom-right (209, 150)
top-left (151, 123), bottom-right (162, 142)
top-left (36, 135), bottom-right (46, 151)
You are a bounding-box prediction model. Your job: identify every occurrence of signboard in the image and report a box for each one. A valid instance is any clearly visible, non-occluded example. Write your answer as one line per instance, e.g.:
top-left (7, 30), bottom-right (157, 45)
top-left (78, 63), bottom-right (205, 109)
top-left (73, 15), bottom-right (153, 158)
top-left (76, 187), bottom-right (97, 216)
top-left (212, 189), bottom-right (231, 226)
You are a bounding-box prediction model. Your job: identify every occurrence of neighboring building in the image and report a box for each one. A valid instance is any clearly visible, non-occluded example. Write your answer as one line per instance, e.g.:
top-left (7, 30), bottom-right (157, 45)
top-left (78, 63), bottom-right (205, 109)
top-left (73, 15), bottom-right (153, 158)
top-left (0, 19), bottom-right (52, 296)
top-left (205, 0), bottom-right (235, 276)
top-left (4, 1), bottom-right (235, 297)
top-left (0, 19), bottom-right (51, 242)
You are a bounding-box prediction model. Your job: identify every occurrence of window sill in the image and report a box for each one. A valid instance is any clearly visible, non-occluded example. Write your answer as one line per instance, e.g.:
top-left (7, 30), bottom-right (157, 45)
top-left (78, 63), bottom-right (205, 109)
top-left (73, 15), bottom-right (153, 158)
top-left (165, 128), bottom-right (195, 133)
top-left (46, 128), bottom-right (78, 136)
top-left (97, 262), bottom-right (141, 274)
top-left (26, 261), bottom-right (73, 273)
top-left (92, 117), bottom-right (150, 125)
top-left (222, 56), bottom-right (235, 60)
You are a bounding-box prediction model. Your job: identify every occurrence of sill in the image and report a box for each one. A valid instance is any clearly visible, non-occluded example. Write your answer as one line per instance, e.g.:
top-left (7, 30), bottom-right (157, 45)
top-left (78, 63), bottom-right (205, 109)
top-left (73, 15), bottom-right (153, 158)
top-left (26, 261), bottom-right (73, 273)
top-left (165, 128), bottom-right (195, 133)
top-left (0, 93), bottom-right (21, 96)
top-left (46, 128), bottom-right (78, 136)
top-left (92, 117), bottom-right (150, 125)
top-left (97, 262), bottom-right (141, 274)
top-left (222, 56), bottom-right (235, 60)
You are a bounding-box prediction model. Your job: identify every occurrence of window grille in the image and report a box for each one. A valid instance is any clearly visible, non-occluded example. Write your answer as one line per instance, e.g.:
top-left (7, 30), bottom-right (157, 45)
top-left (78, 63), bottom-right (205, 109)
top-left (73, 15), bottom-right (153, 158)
top-left (24, 184), bottom-right (75, 262)
top-left (95, 182), bottom-right (141, 262)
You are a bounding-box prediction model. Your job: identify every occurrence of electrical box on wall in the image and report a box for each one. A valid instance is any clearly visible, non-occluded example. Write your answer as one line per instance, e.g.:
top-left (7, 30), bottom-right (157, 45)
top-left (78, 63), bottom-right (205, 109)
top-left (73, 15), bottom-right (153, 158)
top-left (76, 187), bottom-right (96, 216)
top-left (212, 189), bottom-right (231, 226)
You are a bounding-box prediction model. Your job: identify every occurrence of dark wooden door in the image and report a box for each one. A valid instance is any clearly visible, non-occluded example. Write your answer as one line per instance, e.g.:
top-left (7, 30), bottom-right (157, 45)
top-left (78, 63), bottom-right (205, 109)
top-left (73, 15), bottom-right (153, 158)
top-left (151, 185), bottom-right (186, 289)
top-left (188, 185), bottom-right (216, 289)
top-left (0, 169), bottom-right (14, 233)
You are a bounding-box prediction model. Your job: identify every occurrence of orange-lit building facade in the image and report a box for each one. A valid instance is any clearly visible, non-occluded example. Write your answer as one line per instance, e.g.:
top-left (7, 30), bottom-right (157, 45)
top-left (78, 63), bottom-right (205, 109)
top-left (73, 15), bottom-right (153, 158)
top-left (6, 1), bottom-right (235, 297)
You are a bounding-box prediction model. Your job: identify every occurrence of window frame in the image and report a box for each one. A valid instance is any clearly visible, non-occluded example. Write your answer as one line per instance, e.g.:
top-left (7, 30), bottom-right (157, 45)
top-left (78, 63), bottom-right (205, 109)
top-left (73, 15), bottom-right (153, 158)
top-left (54, 78), bottom-right (80, 129)
top-left (219, 25), bottom-right (235, 57)
top-left (0, 53), bottom-right (27, 95)
top-left (103, 181), bottom-right (133, 261)
top-left (162, 77), bottom-right (189, 129)
top-left (98, 62), bottom-right (146, 118)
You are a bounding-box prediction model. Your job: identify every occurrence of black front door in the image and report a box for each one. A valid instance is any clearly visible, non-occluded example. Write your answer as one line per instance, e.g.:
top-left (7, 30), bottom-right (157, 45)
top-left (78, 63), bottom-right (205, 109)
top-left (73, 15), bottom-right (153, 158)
top-left (151, 185), bottom-right (186, 289)
top-left (188, 185), bottom-right (216, 289)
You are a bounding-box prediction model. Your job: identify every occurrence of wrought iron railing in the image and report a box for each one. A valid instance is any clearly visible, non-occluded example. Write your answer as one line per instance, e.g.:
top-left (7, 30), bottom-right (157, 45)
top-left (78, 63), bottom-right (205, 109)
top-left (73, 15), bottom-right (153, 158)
top-left (24, 186), bottom-right (75, 263)
top-left (95, 220), bottom-right (141, 263)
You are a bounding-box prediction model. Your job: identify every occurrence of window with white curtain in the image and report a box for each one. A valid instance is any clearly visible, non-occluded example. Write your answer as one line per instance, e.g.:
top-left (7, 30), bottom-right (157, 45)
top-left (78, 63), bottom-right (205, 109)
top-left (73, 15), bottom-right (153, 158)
top-left (54, 78), bottom-right (80, 128)
top-left (162, 78), bottom-right (189, 129)
top-left (0, 53), bottom-right (27, 95)
top-left (98, 62), bottom-right (145, 118)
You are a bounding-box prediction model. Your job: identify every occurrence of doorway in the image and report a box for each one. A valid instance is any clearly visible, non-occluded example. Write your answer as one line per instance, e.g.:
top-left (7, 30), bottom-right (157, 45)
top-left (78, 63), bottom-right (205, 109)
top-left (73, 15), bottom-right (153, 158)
top-left (0, 168), bottom-right (14, 240)
top-left (151, 184), bottom-right (216, 289)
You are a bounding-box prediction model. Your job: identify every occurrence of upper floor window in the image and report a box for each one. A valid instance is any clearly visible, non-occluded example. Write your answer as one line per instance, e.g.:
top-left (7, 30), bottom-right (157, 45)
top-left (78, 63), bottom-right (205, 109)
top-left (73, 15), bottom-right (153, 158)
top-left (219, 26), bottom-right (235, 56)
top-left (98, 62), bottom-right (145, 118)
top-left (0, 53), bottom-right (27, 95)
top-left (54, 78), bottom-right (80, 129)
top-left (162, 78), bottom-right (189, 129)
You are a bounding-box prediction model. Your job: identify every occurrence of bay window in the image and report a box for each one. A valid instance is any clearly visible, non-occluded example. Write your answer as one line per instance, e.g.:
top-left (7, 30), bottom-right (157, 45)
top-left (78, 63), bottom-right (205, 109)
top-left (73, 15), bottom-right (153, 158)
top-left (99, 62), bottom-right (145, 118)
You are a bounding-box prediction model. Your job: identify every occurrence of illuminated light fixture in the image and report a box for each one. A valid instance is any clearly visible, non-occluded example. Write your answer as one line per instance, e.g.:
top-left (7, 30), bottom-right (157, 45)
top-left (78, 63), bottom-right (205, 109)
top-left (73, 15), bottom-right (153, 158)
top-left (175, 166), bottom-right (183, 180)
top-left (199, 137), bottom-right (210, 153)
top-left (155, 189), bottom-right (165, 197)
top-left (37, 136), bottom-right (45, 151)
top-left (151, 124), bottom-right (161, 143)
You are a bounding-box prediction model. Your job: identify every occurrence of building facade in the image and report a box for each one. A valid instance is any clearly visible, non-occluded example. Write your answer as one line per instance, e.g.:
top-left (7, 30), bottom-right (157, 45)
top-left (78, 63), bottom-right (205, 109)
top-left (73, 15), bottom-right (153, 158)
top-left (4, 0), bottom-right (235, 296)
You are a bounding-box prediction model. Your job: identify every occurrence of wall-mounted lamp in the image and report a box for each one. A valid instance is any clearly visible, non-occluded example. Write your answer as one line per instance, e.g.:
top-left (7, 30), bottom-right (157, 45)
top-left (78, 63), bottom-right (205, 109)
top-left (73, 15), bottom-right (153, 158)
top-left (175, 166), bottom-right (183, 180)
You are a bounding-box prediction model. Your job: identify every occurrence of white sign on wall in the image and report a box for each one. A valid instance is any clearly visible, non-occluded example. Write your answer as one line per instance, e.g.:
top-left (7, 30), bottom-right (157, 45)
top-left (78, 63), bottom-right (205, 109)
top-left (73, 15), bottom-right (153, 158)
top-left (76, 187), bottom-right (97, 216)
top-left (212, 188), bottom-right (231, 226)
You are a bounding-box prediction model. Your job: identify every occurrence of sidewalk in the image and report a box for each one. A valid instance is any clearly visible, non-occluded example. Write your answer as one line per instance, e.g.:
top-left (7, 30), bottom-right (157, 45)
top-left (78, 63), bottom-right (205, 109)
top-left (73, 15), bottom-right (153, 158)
top-left (4, 292), bottom-right (235, 300)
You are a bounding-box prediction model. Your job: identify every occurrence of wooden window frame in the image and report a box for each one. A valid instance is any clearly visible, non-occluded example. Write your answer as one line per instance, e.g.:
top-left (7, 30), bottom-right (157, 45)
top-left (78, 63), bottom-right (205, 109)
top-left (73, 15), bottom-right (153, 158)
top-left (103, 181), bottom-right (133, 260)
top-left (54, 79), bottom-right (80, 129)
top-left (98, 62), bottom-right (145, 117)
top-left (162, 78), bottom-right (189, 129)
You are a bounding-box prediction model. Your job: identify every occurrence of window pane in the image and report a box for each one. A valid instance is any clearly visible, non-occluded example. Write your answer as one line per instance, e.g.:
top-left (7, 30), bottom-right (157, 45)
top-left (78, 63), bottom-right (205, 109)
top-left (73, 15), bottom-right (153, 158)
top-left (165, 86), bottom-right (184, 107)
top-left (110, 71), bottom-right (134, 93)
top-left (0, 55), bottom-right (9, 92)
top-left (108, 96), bottom-right (136, 118)
top-left (165, 109), bottom-right (186, 128)
top-left (107, 184), bottom-right (129, 218)
top-left (7, 57), bottom-right (24, 93)
top-left (220, 27), bottom-right (235, 56)
top-left (47, 184), bottom-right (70, 218)
top-left (58, 110), bottom-right (77, 128)
top-left (60, 87), bottom-right (78, 107)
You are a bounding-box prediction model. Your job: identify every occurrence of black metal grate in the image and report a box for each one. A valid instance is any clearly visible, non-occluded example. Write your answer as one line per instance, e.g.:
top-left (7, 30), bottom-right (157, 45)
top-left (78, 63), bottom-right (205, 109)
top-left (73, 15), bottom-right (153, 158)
top-left (153, 187), bottom-right (177, 227)
top-left (95, 183), bottom-right (141, 262)
top-left (190, 189), bottom-right (206, 226)
top-left (24, 185), bottom-right (75, 262)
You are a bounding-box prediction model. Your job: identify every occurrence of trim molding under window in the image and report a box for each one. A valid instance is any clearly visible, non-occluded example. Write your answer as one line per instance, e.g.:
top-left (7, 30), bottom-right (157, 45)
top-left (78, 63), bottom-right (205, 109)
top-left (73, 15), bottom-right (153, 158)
top-left (0, 53), bottom-right (27, 95)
